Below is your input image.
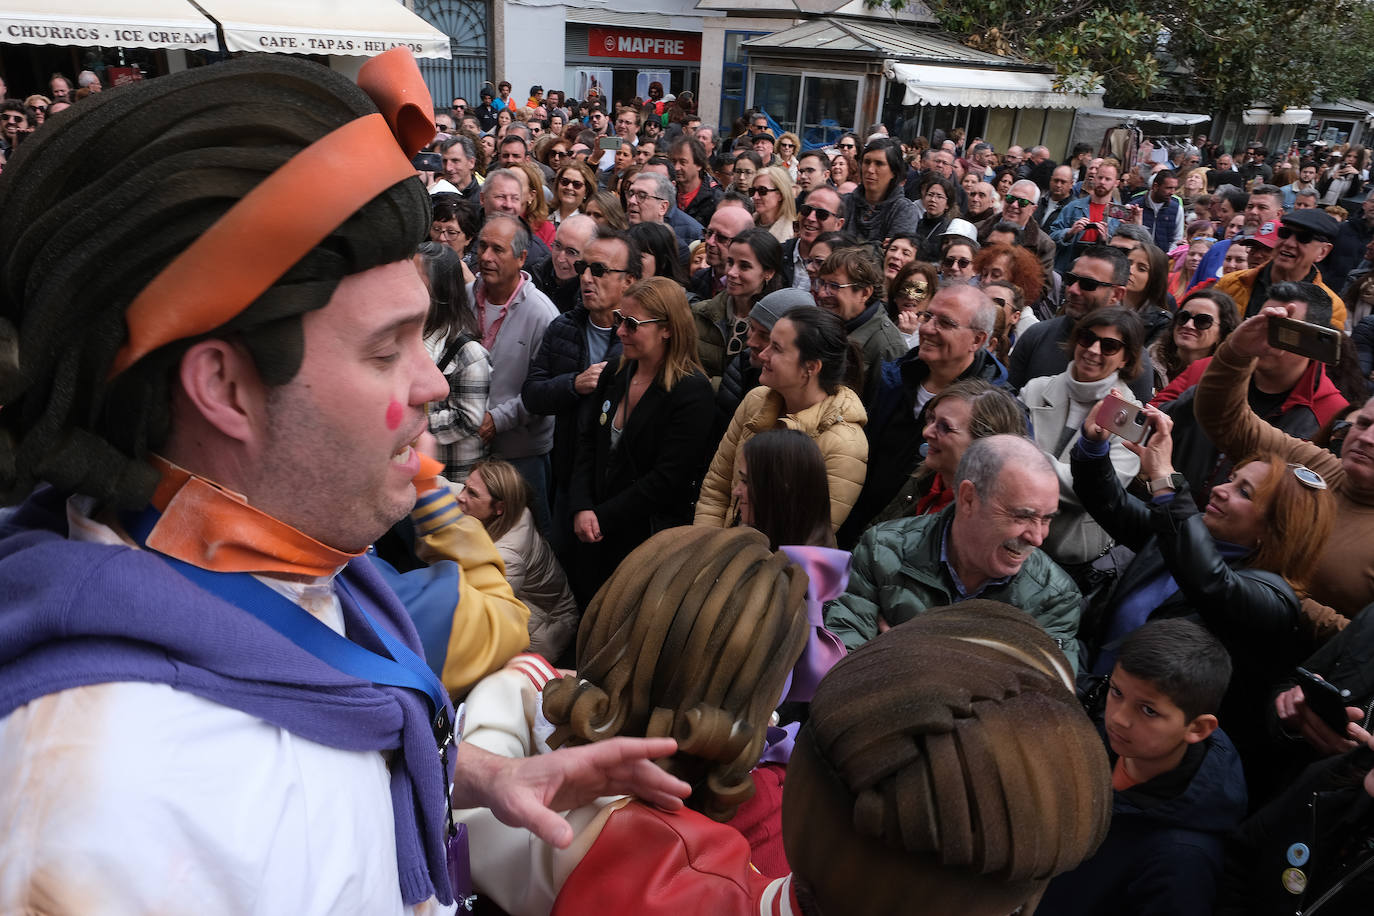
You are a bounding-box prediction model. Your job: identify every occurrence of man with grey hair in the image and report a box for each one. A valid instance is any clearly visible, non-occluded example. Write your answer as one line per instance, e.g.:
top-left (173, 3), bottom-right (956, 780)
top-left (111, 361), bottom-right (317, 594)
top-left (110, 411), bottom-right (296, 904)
top-left (836, 285), bottom-right (1008, 548)
top-left (826, 433), bottom-right (1082, 658)
top-left (530, 212), bottom-right (594, 309)
top-left (1292, 187), bottom-right (1320, 210)
top-left (440, 135), bottom-right (480, 199)
top-left (965, 181), bottom-right (999, 230)
top-left (625, 171), bottom-right (674, 228)
top-left (77, 69), bottom-right (103, 93)
top-left (471, 213), bottom-right (559, 528)
top-left (483, 167), bottom-right (551, 272)
top-left (985, 178), bottom-right (1055, 274)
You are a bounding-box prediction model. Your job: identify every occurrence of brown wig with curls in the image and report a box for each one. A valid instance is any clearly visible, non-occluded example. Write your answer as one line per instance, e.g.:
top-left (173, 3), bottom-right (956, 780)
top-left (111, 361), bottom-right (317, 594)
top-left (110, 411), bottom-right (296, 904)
top-left (542, 525), bottom-right (810, 821)
top-left (784, 601), bottom-right (1111, 916)
top-left (0, 55), bottom-right (428, 508)
top-left (1232, 452), bottom-right (1335, 594)
top-left (971, 242), bottom-right (1045, 305)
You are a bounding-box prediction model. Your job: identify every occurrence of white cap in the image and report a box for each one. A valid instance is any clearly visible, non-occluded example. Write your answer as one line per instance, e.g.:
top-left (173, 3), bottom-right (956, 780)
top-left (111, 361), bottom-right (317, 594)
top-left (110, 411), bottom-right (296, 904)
top-left (942, 218), bottom-right (979, 244)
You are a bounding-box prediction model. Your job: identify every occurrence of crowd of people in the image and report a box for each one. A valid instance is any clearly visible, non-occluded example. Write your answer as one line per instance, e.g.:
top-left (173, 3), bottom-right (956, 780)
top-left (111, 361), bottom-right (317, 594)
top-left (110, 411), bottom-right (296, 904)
top-left (8, 54), bottom-right (1374, 914)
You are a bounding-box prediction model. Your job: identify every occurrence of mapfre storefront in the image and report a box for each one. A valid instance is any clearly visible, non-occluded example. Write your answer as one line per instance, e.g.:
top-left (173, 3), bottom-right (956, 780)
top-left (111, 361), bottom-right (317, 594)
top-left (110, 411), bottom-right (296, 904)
top-left (564, 16), bottom-right (701, 107)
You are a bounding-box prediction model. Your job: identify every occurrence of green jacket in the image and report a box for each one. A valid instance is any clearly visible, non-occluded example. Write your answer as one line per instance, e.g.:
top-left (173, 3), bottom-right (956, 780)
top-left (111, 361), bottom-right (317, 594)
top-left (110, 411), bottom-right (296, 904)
top-left (823, 505), bottom-right (1082, 668)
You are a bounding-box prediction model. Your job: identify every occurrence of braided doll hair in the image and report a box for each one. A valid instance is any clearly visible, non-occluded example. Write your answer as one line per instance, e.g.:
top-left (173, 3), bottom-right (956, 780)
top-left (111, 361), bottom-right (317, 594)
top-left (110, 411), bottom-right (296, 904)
top-left (0, 55), bottom-right (428, 508)
top-left (785, 600), bottom-right (1111, 915)
top-left (542, 525), bottom-right (810, 821)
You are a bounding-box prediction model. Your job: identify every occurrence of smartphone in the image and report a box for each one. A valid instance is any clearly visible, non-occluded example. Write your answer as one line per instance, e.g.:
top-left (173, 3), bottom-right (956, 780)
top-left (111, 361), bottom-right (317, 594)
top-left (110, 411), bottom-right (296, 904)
top-left (1296, 667), bottom-right (1355, 735)
top-left (1094, 393), bottom-right (1151, 444)
top-left (1105, 202), bottom-right (1132, 220)
top-left (411, 151), bottom-right (442, 172)
top-left (597, 136), bottom-right (622, 152)
top-left (1268, 315), bottom-right (1342, 364)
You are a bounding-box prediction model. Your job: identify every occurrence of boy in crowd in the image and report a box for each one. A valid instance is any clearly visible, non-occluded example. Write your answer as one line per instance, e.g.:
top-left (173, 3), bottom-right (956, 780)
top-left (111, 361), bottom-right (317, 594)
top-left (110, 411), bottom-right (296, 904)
top-left (1038, 620), bottom-right (1247, 916)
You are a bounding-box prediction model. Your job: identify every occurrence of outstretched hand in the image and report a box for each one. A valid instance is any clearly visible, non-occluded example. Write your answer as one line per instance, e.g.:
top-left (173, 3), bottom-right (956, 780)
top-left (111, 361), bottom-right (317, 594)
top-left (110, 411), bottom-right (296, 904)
top-left (1228, 304), bottom-right (1295, 360)
top-left (452, 738), bottom-right (690, 848)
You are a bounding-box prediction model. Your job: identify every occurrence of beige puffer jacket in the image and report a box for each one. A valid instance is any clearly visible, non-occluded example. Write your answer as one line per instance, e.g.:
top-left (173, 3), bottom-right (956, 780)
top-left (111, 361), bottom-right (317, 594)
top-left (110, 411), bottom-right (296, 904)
top-left (493, 509), bottom-right (579, 662)
top-left (694, 384), bottom-right (868, 532)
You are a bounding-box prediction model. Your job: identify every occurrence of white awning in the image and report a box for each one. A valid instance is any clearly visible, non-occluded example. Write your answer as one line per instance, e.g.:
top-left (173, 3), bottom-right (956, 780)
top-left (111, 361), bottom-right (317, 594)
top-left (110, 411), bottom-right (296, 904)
top-left (0, 0), bottom-right (218, 51)
top-left (887, 61), bottom-right (1099, 110)
top-left (1078, 106), bottom-right (1209, 127)
top-left (194, 0), bottom-right (451, 58)
top-left (1243, 107), bottom-right (1313, 125)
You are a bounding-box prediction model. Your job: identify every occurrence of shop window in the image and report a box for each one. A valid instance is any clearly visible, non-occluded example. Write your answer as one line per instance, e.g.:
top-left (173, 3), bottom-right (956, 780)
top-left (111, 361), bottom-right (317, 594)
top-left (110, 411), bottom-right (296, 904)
top-left (800, 75), bottom-right (858, 149)
top-left (753, 72), bottom-right (801, 134)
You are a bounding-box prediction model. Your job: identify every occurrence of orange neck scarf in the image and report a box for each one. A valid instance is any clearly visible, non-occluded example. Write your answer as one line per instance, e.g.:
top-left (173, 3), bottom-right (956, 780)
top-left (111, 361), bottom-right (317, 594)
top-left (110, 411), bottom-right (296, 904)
top-left (141, 456), bottom-right (359, 578)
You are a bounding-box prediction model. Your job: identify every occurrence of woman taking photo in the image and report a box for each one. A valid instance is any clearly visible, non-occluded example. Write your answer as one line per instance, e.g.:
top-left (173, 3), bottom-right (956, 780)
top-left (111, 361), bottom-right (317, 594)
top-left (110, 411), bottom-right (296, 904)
top-left (696, 307), bottom-right (868, 533)
top-left (1072, 402), bottom-right (1334, 778)
top-left (1020, 307), bottom-right (1146, 572)
top-left (550, 160), bottom-right (596, 227)
top-left (456, 460), bottom-right (578, 663)
top-left (914, 176), bottom-right (959, 261)
top-left (842, 140), bottom-right (920, 245)
top-left (887, 260), bottom-right (938, 348)
top-left (752, 165), bottom-right (798, 243)
top-left (568, 277), bottom-right (715, 603)
top-left (871, 379), bottom-right (1026, 523)
top-left (1149, 287), bottom-right (1238, 387)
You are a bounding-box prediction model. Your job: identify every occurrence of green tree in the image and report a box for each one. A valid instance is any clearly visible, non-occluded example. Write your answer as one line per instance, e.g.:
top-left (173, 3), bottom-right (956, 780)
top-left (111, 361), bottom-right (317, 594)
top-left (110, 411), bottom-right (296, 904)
top-left (875, 0), bottom-right (1371, 111)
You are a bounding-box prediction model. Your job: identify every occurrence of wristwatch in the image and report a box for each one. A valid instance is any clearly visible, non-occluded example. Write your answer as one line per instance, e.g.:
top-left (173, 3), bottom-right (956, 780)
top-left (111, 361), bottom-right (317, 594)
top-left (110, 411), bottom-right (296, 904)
top-left (1146, 473), bottom-right (1186, 495)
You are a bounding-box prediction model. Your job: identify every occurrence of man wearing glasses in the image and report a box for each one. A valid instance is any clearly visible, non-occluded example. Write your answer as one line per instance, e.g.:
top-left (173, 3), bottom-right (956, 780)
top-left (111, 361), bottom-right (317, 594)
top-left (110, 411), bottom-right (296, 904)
top-left (1007, 246), bottom-right (1154, 402)
top-left (836, 285), bottom-right (1007, 549)
top-left (1214, 209), bottom-right (1347, 328)
top-left (986, 179), bottom-right (1056, 274)
top-left (690, 202), bottom-right (756, 299)
top-left (785, 185), bottom-right (845, 290)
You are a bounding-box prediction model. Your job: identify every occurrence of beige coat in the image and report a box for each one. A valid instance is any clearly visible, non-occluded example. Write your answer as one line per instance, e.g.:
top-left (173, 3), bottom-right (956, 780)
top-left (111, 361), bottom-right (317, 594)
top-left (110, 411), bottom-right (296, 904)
top-left (694, 384), bottom-right (868, 532)
top-left (494, 509), bottom-right (579, 662)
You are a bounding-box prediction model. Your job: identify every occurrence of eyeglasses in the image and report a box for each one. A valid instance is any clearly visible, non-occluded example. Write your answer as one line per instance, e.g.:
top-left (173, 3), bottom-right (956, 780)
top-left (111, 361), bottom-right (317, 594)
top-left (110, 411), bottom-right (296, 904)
top-left (706, 228), bottom-right (737, 245)
top-left (1, 114), bottom-right (25, 124)
top-left (942, 256), bottom-right (972, 269)
top-left (32, 105), bottom-right (47, 113)
top-left (613, 309), bottom-right (665, 333)
top-left (451, 104), bottom-right (466, 111)
top-left (575, 260), bottom-right (629, 277)
top-left (1277, 225), bottom-right (1325, 245)
top-left (778, 141), bottom-right (795, 149)
top-left (1074, 328), bottom-right (1126, 355)
top-left (802, 256), bottom-right (825, 271)
top-left (726, 317), bottom-right (749, 356)
top-left (749, 186), bottom-right (779, 196)
top-left (927, 418), bottom-right (963, 437)
top-left (626, 189), bottom-right (666, 203)
top-left (915, 311), bottom-right (970, 332)
top-left (1288, 464), bottom-right (1328, 490)
top-left (799, 204), bottom-right (836, 221)
top-left (1005, 195), bottom-right (1035, 209)
top-left (550, 149), bottom-right (569, 160)
top-left (838, 143), bottom-right (856, 151)
top-left (1174, 309), bottom-right (1216, 330)
top-left (558, 176), bottom-right (585, 190)
top-left (1062, 272), bottom-right (1122, 292)
top-left (551, 240), bottom-right (581, 259)
top-left (988, 296), bottom-right (1010, 309)
top-left (431, 226), bottom-right (463, 239)
top-left (815, 278), bottom-right (862, 295)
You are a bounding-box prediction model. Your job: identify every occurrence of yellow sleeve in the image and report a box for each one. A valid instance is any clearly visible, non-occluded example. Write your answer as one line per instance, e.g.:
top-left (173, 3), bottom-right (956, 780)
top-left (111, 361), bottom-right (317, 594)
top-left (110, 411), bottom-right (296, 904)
top-left (410, 487), bottom-right (531, 698)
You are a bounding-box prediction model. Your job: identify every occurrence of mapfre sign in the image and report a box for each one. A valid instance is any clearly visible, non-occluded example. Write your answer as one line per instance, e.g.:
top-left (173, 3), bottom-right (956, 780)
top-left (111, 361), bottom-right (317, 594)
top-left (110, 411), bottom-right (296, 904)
top-left (587, 27), bottom-right (701, 61)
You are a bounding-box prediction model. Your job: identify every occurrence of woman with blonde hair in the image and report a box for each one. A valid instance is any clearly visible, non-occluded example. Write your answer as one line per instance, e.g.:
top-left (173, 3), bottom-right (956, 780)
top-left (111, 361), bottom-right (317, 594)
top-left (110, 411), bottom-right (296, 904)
top-left (776, 131), bottom-right (802, 181)
top-left (568, 277), bottom-right (716, 602)
top-left (751, 165), bottom-right (797, 243)
top-left (511, 160), bottom-right (554, 247)
top-left (457, 459), bottom-right (578, 663)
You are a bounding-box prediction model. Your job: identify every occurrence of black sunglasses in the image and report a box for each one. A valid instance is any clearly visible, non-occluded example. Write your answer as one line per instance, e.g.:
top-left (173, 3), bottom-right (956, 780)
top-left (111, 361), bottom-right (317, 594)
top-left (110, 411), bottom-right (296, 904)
top-left (1075, 328), bottom-right (1126, 355)
top-left (1277, 225), bottom-right (1326, 245)
top-left (942, 256), bottom-right (972, 269)
top-left (799, 204), bottom-right (835, 221)
top-left (1174, 309), bottom-right (1215, 330)
top-left (575, 259), bottom-right (628, 278)
top-left (613, 309), bottom-right (665, 332)
top-left (1063, 272), bottom-right (1121, 293)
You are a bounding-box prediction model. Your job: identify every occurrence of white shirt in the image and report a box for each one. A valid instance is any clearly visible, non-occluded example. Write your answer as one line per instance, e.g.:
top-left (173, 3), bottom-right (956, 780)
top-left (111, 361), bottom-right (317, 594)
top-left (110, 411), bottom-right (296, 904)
top-left (0, 498), bottom-right (453, 916)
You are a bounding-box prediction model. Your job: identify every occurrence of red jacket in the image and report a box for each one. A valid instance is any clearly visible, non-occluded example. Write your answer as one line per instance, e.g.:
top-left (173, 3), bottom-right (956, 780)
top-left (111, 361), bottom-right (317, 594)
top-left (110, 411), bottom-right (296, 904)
top-left (1150, 356), bottom-right (1347, 429)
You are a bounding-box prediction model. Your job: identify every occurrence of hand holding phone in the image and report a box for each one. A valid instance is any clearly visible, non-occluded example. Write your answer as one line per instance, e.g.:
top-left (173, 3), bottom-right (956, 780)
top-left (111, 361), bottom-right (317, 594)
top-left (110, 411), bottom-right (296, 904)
top-left (1093, 393), bottom-right (1151, 444)
top-left (1295, 667), bottom-right (1359, 736)
top-left (1268, 315), bottom-right (1342, 364)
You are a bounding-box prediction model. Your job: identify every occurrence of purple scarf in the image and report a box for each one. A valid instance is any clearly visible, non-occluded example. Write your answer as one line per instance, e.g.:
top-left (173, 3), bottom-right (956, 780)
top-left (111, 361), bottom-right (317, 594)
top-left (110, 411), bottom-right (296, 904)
top-left (0, 488), bottom-right (453, 906)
